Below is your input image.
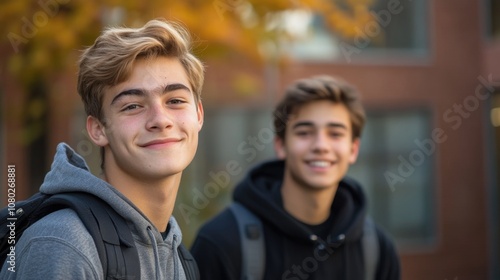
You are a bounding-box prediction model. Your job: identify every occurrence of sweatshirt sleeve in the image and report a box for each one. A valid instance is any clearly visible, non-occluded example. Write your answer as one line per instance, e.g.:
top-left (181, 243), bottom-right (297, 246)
top-left (3, 237), bottom-right (100, 280)
top-left (0, 209), bottom-right (103, 280)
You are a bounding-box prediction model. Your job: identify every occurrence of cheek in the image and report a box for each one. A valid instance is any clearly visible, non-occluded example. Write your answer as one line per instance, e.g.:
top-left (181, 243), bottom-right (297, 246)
top-left (281, 142), bottom-right (306, 162)
top-left (338, 143), bottom-right (351, 154)
top-left (290, 140), bottom-right (309, 153)
top-left (106, 119), bottom-right (139, 139)
top-left (338, 142), bottom-right (356, 158)
top-left (179, 111), bottom-right (201, 131)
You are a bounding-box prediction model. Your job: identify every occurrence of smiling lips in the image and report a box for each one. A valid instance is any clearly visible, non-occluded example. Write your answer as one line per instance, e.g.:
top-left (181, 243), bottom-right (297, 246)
top-left (307, 160), bottom-right (334, 168)
top-left (140, 138), bottom-right (181, 148)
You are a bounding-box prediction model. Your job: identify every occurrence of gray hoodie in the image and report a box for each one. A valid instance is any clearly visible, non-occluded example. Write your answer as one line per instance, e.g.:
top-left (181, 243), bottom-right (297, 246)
top-left (0, 143), bottom-right (187, 279)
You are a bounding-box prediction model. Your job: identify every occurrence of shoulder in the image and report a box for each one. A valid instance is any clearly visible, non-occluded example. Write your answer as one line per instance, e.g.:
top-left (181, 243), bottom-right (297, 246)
top-left (4, 209), bottom-right (102, 279)
top-left (194, 207), bottom-right (239, 247)
top-left (373, 223), bottom-right (401, 279)
top-left (373, 222), bottom-right (398, 254)
top-left (22, 209), bottom-right (93, 245)
top-left (191, 207), bottom-right (243, 279)
top-left (191, 206), bottom-right (242, 259)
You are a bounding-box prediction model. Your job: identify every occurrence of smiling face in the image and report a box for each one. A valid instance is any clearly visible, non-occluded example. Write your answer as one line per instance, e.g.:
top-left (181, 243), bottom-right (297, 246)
top-left (87, 56), bottom-right (204, 183)
top-left (275, 100), bottom-right (359, 192)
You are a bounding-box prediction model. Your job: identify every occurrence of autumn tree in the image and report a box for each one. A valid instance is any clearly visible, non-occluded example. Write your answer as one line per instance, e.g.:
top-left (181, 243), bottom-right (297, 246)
top-left (1, 0), bottom-right (378, 121)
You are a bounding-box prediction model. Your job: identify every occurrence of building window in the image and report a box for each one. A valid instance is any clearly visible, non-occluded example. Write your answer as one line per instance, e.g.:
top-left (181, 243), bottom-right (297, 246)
top-left (348, 108), bottom-right (436, 249)
top-left (281, 0), bottom-right (429, 62)
top-left (489, 0), bottom-right (500, 39)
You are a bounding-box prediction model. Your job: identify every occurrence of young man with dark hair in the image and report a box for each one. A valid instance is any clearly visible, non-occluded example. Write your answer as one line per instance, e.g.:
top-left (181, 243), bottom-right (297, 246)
top-left (191, 75), bottom-right (400, 279)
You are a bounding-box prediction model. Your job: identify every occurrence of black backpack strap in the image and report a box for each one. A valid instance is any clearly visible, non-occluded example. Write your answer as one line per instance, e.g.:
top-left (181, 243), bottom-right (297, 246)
top-left (229, 202), bottom-right (265, 280)
top-left (43, 193), bottom-right (141, 280)
top-left (362, 217), bottom-right (379, 280)
top-left (0, 192), bottom-right (54, 265)
top-left (177, 243), bottom-right (200, 280)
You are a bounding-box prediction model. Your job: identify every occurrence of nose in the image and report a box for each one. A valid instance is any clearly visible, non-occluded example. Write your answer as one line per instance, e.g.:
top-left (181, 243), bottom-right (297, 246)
top-left (146, 102), bottom-right (173, 131)
top-left (311, 131), bottom-right (329, 154)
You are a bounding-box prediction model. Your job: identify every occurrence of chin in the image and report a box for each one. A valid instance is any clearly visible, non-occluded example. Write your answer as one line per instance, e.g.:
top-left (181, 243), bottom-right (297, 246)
top-left (307, 180), bottom-right (339, 190)
top-left (145, 164), bottom-right (185, 177)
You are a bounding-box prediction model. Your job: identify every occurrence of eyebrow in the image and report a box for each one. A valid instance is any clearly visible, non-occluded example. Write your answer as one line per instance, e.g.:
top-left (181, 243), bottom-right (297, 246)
top-left (292, 121), bottom-right (348, 130)
top-left (110, 83), bottom-right (191, 106)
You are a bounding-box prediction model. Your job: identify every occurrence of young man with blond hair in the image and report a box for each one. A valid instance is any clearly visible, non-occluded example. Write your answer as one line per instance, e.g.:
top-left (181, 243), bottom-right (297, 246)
top-left (1, 19), bottom-right (204, 279)
top-left (191, 75), bottom-right (400, 279)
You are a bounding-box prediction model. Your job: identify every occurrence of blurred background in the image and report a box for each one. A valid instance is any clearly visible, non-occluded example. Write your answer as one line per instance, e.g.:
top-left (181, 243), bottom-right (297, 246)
top-left (1, 0), bottom-right (499, 279)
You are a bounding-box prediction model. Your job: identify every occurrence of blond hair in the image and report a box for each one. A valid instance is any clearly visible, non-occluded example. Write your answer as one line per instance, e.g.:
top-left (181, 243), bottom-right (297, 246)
top-left (77, 18), bottom-right (204, 122)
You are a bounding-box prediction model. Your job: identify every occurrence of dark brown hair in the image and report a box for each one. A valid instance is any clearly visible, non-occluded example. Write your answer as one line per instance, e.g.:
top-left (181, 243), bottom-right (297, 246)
top-left (273, 75), bottom-right (365, 140)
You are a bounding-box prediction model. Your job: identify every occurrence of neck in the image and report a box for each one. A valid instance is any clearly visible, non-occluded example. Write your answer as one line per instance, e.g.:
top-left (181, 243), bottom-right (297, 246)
top-left (281, 176), bottom-right (338, 225)
top-left (103, 168), bottom-right (181, 232)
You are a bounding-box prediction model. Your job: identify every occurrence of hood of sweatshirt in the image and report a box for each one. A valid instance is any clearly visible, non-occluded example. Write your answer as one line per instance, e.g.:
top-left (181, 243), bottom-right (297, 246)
top-left (233, 160), bottom-right (368, 248)
top-left (39, 143), bottom-right (185, 279)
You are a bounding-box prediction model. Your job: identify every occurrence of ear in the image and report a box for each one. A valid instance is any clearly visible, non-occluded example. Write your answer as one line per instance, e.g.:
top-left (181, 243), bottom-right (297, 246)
top-left (86, 116), bottom-right (109, 147)
top-left (349, 138), bottom-right (361, 164)
top-left (274, 137), bottom-right (286, 159)
top-left (196, 101), bottom-right (204, 131)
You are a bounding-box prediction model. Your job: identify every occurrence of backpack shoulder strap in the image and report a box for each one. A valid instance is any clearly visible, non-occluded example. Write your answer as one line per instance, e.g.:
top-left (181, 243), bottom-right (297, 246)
top-left (362, 216), bottom-right (379, 280)
top-left (177, 243), bottom-right (200, 280)
top-left (45, 193), bottom-right (141, 280)
top-left (0, 192), bottom-right (52, 265)
top-left (229, 202), bottom-right (265, 280)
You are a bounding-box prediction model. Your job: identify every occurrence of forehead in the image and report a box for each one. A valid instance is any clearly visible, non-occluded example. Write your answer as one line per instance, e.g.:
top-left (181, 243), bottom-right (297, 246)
top-left (105, 56), bottom-right (191, 98)
top-left (288, 100), bottom-right (352, 128)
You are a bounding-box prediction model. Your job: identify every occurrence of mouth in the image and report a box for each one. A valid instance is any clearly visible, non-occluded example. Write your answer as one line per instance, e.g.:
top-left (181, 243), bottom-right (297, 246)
top-left (139, 138), bottom-right (181, 148)
top-left (306, 160), bottom-right (334, 168)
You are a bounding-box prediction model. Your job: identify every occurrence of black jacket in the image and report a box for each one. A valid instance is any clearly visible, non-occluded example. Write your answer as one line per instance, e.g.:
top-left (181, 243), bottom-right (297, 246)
top-left (191, 160), bottom-right (400, 280)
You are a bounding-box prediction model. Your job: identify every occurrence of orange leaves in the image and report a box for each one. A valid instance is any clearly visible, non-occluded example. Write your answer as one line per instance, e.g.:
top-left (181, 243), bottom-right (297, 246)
top-left (0, 0), bottom-right (381, 95)
top-left (315, 0), bottom-right (378, 40)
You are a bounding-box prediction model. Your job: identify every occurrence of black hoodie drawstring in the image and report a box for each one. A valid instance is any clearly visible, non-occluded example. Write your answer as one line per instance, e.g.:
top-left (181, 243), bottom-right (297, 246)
top-left (327, 233), bottom-right (346, 249)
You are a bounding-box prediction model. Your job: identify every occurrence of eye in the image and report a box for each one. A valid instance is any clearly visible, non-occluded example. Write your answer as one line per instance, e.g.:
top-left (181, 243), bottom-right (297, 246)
top-left (121, 104), bottom-right (141, 111)
top-left (168, 99), bottom-right (184, 104)
top-left (329, 131), bottom-right (345, 138)
top-left (168, 98), bottom-right (186, 105)
top-left (295, 130), bottom-right (311, 136)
